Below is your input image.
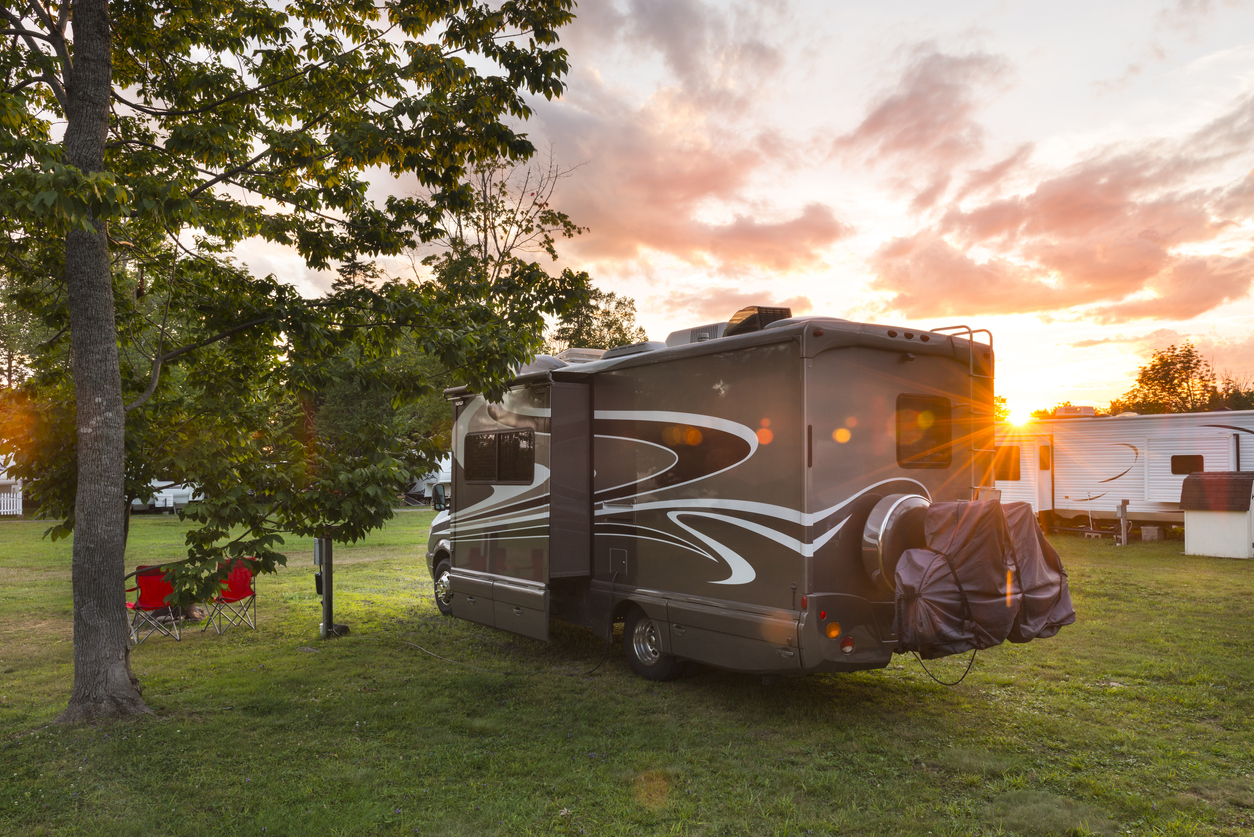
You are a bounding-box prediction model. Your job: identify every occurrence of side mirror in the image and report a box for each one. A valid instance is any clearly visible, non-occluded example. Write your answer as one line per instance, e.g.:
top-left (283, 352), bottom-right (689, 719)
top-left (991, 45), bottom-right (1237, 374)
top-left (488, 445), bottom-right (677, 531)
top-left (431, 484), bottom-right (446, 512)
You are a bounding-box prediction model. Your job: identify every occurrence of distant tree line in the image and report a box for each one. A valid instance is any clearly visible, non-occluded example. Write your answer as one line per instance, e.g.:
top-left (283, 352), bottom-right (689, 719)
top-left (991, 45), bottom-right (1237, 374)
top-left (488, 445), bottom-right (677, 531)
top-left (1027, 342), bottom-right (1254, 419)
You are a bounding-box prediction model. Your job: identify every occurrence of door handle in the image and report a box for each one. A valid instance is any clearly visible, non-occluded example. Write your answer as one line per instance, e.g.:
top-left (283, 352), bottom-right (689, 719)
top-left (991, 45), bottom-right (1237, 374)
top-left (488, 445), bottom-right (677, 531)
top-left (466, 596), bottom-right (475, 605)
top-left (673, 625), bottom-right (686, 635)
top-left (513, 606), bottom-right (524, 617)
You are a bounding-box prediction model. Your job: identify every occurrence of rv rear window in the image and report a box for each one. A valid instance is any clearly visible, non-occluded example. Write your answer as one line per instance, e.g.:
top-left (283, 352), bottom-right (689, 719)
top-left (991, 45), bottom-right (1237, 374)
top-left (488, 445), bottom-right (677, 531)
top-left (1039, 445), bottom-right (1051, 471)
top-left (896, 395), bottom-right (952, 469)
top-left (994, 446), bottom-right (1021, 482)
top-left (1171, 454), bottom-right (1204, 476)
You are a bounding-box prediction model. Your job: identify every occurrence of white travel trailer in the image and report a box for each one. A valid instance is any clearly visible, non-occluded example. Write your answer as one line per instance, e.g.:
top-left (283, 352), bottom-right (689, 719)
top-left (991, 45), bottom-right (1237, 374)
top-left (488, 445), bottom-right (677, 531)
top-left (407, 454), bottom-right (452, 505)
top-left (424, 307), bottom-right (1081, 680)
top-left (130, 481), bottom-right (199, 513)
top-left (994, 410), bottom-right (1254, 525)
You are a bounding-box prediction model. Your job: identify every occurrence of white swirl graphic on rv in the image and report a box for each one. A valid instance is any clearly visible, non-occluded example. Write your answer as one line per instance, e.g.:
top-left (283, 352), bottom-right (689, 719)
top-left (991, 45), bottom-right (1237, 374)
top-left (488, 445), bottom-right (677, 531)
top-left (599, 478), bottom-right (932, 584)
top-left (593, 409), bottom-right (759, 496)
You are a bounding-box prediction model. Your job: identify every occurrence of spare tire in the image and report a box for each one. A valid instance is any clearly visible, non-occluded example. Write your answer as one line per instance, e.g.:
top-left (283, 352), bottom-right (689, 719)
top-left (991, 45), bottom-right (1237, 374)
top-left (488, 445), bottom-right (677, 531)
top-left (861, 494), bottom-right (929, 593)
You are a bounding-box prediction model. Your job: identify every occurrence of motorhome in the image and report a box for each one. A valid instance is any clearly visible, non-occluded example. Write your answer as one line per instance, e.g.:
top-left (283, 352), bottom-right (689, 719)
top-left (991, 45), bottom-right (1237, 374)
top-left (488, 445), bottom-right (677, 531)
top-left (995, 410), bottom-right (1254, 526)
top-left (425, 307), bottom-right (1067, 679)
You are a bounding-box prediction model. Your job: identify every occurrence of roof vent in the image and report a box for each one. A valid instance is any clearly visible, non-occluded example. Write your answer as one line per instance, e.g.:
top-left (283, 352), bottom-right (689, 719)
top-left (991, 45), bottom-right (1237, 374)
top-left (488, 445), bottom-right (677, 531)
top-left (554, 347), bottom-right (606, 364)
top-left (665, 321), bottom-right (727, 347)
top-left (602, 340), bottom-right (666, 360)
top-left (723, 305), bottom-right (792, 337)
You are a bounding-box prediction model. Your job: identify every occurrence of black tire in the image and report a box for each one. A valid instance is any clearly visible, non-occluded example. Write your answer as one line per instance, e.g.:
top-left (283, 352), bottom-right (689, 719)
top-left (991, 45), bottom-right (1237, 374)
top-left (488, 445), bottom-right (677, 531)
top-left (433, 558), bottom-right (454, 616)
top-left (623, 607), bottom-right (686, 681)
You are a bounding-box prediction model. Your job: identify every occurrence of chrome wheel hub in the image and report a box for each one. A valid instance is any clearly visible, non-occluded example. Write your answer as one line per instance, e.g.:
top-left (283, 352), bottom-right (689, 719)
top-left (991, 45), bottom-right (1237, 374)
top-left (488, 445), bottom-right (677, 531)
top-left (435, 570), bottom-right (453, 605)
top-left (631, 617), bottom-right (662, 666)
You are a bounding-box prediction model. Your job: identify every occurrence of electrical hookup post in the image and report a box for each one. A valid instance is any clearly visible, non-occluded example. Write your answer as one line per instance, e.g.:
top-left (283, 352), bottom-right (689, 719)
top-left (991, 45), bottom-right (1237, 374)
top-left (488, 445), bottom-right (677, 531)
top-left (1117, 500), bottom-right (1130, 546)
top-left (314, 537), bottom-right (350, 638)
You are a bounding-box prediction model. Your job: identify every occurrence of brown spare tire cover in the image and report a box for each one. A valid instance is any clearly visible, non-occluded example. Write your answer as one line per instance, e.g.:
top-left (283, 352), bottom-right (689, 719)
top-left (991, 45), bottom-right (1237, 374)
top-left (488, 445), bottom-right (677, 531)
top-left (1003, 501), bottom-right (1076, 642)
top-left (893, 500), bottom-right (1022, 659)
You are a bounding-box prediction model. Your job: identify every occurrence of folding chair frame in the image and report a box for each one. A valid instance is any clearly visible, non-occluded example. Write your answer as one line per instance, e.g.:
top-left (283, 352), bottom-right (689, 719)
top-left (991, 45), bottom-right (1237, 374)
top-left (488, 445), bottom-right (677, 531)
top-left (127, 565), bottom-right (181, 645)
top-left (202, 559), bottom-right (257, 635)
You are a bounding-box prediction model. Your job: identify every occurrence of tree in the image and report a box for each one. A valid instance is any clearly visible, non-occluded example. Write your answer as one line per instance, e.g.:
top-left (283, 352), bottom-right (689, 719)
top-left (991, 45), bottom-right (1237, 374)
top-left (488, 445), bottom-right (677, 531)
top-left (1109, 343), bottom-right (1218, 414)
top-left (547, 288), bottom-right (649, 353)
top-left (1, 0), bottom-right (580, 721)
top-left (993, 395), bottom-right (1010, 422)
top-left (0, 270), bottom-right (50, 388)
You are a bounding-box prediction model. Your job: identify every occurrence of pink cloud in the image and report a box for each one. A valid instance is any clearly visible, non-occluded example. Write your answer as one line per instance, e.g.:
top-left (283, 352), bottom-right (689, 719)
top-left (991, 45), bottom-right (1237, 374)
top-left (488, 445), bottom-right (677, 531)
top-left (660, 288), bottom-right (812, 324)
top-left (867, 74), bottom-right (1254, 321)
top-left (833, 45), bottom-right (1010, 210)
top-left (526, 1), bottom-right (849, 272)
top-left (1094, 252), bottom-right (1254, 321)
top-left (868, 232), bottom-right (1060, 317)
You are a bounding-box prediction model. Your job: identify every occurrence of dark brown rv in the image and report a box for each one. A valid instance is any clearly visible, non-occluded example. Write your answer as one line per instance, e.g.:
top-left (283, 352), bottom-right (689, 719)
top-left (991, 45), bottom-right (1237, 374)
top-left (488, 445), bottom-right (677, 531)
top-left (426, 308), bottom-right (1068, 679)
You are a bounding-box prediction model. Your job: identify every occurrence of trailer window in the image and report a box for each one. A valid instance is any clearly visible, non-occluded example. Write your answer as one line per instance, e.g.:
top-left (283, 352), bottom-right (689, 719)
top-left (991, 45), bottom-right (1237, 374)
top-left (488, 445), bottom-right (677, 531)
top-left (464, 430), bottom-right (535, 483)
top-left (1039, 444), bottom-right (1051, 471)
top-left (1171, 454), bottom-right (1204, 475)
top-left (994, 446), bottom-right (1021, 481)
top-left (896, 395), bottom-right (952, 468)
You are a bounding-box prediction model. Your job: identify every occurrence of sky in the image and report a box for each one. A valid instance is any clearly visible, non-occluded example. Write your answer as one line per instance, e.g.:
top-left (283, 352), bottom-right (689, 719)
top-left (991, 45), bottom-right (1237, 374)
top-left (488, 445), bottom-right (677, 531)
top-left (239, 0), bottom-right (1254, 420)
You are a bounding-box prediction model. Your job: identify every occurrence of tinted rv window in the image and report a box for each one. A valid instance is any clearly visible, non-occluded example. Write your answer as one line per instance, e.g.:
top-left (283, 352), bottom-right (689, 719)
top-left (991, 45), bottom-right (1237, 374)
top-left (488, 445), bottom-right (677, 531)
top-left (994, 446), bottom-right (1021, 481)
top-left (464, 430), bottom-right (536, 483)
top-left (498, 430), bottom-right (535, 482)
top-left (1039, 445), bottom-right (1051, 471)
top-left (896, 395), bottom-right (952, 468)
top-left (1171, 454), bottom-right (1204, 475)
top-left (465, 433), bottom-right (498, 482)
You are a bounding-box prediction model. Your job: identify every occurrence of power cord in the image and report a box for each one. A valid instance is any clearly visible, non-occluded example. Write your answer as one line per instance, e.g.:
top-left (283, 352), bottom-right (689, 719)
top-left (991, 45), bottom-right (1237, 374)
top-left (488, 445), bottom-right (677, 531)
top-left (912, 648), bottom-right (977, 686)
top-left (583, 571), bottom-right (620, 675)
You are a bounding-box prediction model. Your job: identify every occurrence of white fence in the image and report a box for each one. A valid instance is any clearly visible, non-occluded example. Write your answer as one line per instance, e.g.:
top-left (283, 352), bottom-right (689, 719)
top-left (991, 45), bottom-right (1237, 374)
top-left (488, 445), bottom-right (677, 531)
top-left (0, 492), bottom-right (22, 516)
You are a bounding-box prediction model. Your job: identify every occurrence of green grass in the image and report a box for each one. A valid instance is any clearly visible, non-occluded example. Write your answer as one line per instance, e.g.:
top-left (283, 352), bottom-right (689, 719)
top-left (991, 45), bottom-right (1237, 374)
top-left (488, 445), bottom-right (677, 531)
top-left (1, 512), bottom-right (1253, 836)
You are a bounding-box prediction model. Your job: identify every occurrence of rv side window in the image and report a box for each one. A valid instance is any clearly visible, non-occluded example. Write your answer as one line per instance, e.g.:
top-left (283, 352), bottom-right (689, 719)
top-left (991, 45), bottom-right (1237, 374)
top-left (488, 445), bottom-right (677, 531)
top-left (1171, 454), bottom-right (1204, 475)
top-left (498, 430), bottom-right (535, 482)
top-left (464, 430), bottom-right (536, 484)
top-left (994, 446), bottom-right (1021, 481)
top-left (465, 433), bottom-right (499, 482)
top-left (1039, 445), bottom-right (1051, 471)
top-left (896, 395), bottom-right (952, 469)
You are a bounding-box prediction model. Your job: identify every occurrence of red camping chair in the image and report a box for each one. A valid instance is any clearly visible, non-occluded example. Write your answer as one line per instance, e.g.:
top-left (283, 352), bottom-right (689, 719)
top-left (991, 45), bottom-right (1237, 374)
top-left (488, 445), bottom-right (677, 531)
top-left (202, 559), bottom-right (257, 635)
top-left (127, 565), bottom-right (181, 644)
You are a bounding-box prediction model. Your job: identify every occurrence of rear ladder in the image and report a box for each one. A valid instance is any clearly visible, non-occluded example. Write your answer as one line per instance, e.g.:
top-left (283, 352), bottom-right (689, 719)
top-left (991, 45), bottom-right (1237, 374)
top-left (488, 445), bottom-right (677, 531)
top-left (934, 325), bottom-right (996, 498)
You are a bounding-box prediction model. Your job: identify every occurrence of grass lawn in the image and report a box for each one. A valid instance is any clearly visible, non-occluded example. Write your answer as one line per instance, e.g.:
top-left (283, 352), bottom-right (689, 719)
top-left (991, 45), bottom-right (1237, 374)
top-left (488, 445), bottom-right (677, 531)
top-left (1, 512), bottom-right (1252, 836)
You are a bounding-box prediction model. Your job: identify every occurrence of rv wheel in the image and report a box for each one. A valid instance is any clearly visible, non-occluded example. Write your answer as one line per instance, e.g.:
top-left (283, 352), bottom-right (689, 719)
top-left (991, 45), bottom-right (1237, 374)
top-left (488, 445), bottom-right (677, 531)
top-left (623, 607), bottom-right (686, 681)
top-left (433, 559), bottom-right (454, 616)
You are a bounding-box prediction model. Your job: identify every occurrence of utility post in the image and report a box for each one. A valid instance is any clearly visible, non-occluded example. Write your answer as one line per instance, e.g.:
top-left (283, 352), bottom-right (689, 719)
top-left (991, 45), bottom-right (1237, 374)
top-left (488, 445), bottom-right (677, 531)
top-left (1117, 500), bottom-right (1130, 547)
top-left (314, 537), bottom-right (349, 638)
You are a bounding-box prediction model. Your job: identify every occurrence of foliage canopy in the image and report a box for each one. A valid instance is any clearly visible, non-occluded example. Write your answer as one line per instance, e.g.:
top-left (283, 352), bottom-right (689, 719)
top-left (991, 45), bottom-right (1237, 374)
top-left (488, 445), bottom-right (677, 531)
top-left (0, 0), bottom-right (585, 718)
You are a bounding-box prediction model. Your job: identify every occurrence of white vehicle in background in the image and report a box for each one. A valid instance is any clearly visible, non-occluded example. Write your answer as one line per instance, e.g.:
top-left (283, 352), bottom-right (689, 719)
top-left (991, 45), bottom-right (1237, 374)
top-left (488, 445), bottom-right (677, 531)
top-left (407, 454), bottom-right (451, 505)
top-left (131, 481), bottom-right (199, 513)
top-left (994, 408), bottom-right (1254, 526)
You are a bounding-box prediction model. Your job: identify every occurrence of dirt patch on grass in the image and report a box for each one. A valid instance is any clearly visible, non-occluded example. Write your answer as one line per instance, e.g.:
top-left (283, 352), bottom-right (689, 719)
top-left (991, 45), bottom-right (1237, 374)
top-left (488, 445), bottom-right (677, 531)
top-left (985, 790), bottom-right (1115, 836)
top-left (632, 769), bottom-right (672, 810)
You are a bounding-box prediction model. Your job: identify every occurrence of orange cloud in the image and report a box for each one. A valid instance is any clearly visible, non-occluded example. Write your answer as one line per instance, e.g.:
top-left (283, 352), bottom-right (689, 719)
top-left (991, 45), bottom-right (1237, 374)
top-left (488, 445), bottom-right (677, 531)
top-left (660, 288), bottom-right (812, 324)
top-left (867, 69), bottom-right (1254, 321)
top-left (869, 232), bottom-right (1059, 317)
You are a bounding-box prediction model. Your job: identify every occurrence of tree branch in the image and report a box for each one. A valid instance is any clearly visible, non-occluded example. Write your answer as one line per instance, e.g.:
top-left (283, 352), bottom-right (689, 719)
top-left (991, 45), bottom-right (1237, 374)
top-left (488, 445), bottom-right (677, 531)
top-left (124, 315), bottom-right (275, 412)
top-left (110, 24), bottom-right (395, 119)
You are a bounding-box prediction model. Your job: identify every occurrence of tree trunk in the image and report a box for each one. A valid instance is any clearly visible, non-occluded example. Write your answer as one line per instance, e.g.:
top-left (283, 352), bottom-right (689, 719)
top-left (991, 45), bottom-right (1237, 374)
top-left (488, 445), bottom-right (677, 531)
top-left (56, 0), bottom-right (149, 722)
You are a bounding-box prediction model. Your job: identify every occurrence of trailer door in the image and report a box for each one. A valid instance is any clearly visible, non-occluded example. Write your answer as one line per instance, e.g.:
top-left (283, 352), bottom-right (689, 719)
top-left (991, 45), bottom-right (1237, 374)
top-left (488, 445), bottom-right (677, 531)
top-left (1034, 436), bottom-right (1054, 513)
